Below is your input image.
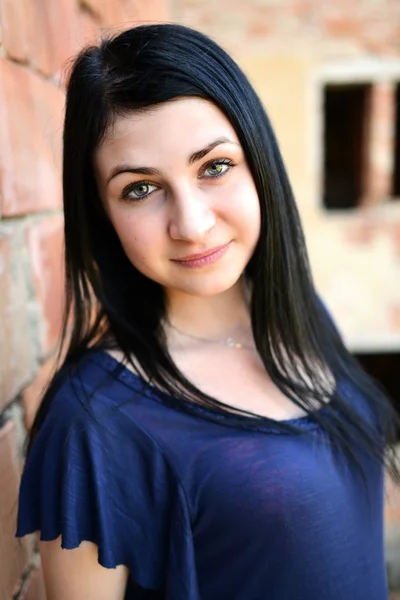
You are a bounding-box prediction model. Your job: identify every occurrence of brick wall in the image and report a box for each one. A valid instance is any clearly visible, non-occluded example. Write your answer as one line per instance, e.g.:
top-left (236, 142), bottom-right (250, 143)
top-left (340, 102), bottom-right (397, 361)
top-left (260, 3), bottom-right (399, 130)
top-left (0, 2), bottom-right (167, 598)
top-left (173, 0), bottom-right (400, 58)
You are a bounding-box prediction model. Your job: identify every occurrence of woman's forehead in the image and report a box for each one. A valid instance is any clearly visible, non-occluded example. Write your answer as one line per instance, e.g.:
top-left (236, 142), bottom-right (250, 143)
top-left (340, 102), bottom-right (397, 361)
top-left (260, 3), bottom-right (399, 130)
top-left (96, 98), bottom-right (239, 164)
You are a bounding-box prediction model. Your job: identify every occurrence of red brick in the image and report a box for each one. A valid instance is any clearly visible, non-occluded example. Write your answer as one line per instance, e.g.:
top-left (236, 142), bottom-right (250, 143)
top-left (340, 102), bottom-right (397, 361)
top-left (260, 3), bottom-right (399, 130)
top-left (0, 0), bottom-right (78, 75)
top-left (21, 355), bottom-right (58, 432)
top-left (21, 1), bottom-right (51, 75)
top-left (0, 235), bottom-right (35, 411)
top-left (20, 567), bottom-right (47, 600)
top-left (22, 0), bottom-right (80, 76)
top-left (361, 16), bottom-right (395, 55)
top-left (0, 0), bottom-right (30, 62)
top-left (247, 21), bottom-right (272, 38)
top-left (80, 0), bottom-right (128, 26)
top-left (0, 0), bottom-right (80, 76)
top-left (0, 420), bottom-right (31, 600)
top-left (26, 216), bottom-right (65, 355)
top-left (0, 59), bottom-right (64, 216)
top-left (175, 0), bottom-right (400, 56)
top-left (81, 0), bottom-right (169, 28)
top-left (292, 0), bottom-right (313, 18)
top-left (50, 0), bottom-right (81, 73)
top-left (127, 0), bottom-right (169, 23)
top-left (363, 83), bottom-right (396, 204)
top-left (78, 7), bottom-right (100, 47)
top-left (324, 16), bottom-right (359, 37)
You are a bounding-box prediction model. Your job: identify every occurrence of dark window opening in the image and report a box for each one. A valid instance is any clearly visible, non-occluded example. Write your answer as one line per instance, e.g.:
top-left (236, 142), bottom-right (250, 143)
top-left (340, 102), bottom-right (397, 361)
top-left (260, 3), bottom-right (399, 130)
top-left (323, 84), bottom-right (371, 210)
top-left (393, 84), bottom-right (400, 198)
top-left (354, 351), bottom-right (400, 439)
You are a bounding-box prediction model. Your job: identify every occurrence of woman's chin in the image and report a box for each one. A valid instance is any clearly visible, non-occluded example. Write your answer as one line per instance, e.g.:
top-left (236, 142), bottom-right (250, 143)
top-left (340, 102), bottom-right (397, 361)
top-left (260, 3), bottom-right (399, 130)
top-left (165, 273), bottom-right (243, 298)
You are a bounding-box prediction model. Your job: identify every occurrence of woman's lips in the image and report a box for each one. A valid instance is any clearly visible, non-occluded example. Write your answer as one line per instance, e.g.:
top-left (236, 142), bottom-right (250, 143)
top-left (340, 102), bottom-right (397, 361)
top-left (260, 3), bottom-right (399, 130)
top-left (172, 242), bottom-right (231, 268)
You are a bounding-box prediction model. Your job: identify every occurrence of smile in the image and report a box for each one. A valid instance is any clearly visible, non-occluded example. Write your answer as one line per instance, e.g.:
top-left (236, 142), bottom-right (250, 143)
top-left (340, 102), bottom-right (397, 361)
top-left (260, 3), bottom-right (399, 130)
top-left (172, 242), bottom-right (232, 268)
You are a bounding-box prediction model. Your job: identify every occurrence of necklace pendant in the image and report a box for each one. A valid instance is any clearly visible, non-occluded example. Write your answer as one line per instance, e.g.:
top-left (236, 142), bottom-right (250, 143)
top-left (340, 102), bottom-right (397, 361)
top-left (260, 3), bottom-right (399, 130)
top-left (226, 338), bottom-right (242, 349)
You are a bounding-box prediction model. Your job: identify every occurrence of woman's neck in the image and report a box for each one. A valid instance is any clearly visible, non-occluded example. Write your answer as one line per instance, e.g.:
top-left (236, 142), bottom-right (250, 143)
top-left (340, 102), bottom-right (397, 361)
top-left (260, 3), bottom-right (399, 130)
top-left (165, 277), bottom-right (251, 340)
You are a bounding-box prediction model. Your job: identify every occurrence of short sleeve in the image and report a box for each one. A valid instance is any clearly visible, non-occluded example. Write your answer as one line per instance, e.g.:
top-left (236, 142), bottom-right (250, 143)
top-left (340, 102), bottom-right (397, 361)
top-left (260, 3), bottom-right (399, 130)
top-left (16, 371), bottom-right (198, 596)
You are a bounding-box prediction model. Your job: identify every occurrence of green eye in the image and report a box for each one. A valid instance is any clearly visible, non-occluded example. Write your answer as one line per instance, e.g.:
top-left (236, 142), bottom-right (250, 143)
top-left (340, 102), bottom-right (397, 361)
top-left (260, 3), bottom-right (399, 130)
top-left (202, 159), bottom-right (234, 179)
top-left (131, 183), bottom-right (155, 198)
top-left (121, 182), bottom-right (158, 202)
top-left (207, 163), bottom-right (226, 176)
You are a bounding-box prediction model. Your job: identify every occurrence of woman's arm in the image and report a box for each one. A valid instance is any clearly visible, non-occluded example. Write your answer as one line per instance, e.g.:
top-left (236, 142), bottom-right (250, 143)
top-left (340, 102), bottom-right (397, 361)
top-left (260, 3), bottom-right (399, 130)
top-left (39, 537), bottom-right (129, 600)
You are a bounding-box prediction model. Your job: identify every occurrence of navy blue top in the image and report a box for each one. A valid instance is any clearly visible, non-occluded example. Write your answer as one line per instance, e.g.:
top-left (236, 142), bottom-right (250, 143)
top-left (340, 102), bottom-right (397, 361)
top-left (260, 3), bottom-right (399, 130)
top-left (17, 350), bottom-right (387, 599)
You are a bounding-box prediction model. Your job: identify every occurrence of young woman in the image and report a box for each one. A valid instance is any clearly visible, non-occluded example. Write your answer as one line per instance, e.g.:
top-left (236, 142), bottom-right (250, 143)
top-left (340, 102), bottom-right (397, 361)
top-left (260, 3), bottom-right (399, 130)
top-left (17, 23), bottom-right (398, 600)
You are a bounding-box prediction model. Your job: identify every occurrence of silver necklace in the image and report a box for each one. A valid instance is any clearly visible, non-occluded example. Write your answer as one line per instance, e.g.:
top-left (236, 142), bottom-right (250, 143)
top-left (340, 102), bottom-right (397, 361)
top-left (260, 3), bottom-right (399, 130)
top-left (166, 320), bottom-right (247, 349)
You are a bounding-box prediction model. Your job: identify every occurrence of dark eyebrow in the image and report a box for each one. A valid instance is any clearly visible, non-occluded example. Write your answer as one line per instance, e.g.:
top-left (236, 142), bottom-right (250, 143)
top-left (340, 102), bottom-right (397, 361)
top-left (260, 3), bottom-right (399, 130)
top-left (188, 136), bottom-right (237, 165)
top-left (106, 165), bottom-right (161, 186)
top-left (106, 137), bottom-right (237, 186)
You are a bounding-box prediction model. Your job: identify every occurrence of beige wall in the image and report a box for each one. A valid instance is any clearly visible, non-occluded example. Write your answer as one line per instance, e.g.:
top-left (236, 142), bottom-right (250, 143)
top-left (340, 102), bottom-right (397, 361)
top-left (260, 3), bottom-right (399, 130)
top-left (240, 54), bottom-right (400, 351)
top-left (174, 0), bottom-right (400, 352)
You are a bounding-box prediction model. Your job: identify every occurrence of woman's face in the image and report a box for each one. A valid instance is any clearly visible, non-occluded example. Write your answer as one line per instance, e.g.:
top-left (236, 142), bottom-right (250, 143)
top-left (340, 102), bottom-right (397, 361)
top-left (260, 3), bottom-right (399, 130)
top-left (95, 98), bottom-right (261, 299)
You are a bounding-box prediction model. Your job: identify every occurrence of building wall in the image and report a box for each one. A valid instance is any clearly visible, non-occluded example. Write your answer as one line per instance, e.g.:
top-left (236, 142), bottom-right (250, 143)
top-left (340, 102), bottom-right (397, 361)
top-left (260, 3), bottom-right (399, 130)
top-left (173, 0), bottom-right (400, 353)
top-left (0, 2), bottom-right (168, 598)
top-left (173, 0), bottom-right (400, 58)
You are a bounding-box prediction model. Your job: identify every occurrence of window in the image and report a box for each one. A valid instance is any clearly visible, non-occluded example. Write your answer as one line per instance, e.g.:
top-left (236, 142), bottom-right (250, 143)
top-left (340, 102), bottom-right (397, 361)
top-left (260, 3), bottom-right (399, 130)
top-left (323, 84), bottom-right (371, 210)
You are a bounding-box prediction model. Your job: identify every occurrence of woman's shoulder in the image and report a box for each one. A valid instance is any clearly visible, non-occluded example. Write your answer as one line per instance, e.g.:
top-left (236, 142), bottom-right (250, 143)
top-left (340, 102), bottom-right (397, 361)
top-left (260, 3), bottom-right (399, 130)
top-left (17, 350), bottom-right (190, 586)
top-left (24, 348), bottom-right (173, 493)
top-left (40, 348), bottom-right (153, 436)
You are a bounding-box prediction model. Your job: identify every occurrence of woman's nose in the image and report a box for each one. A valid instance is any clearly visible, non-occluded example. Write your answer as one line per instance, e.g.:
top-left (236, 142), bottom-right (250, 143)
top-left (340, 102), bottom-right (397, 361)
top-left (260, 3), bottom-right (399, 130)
top-left (168, 188), bottom-right (216, 242)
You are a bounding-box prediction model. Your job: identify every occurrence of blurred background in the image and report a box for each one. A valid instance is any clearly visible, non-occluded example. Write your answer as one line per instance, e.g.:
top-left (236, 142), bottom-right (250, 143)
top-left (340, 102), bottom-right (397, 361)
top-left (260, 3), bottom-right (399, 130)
top-left (0, 0), bottom-right (400, 598)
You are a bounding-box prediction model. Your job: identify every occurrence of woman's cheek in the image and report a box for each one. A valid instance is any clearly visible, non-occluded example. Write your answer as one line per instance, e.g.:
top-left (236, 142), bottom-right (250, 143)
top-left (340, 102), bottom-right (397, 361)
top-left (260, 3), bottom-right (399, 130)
top-left (119, 222), bottom-right (160, 266)
top-left (110, 210), bottom-right (143, 246)
top-left (224, 186), bottom-right (260, 226)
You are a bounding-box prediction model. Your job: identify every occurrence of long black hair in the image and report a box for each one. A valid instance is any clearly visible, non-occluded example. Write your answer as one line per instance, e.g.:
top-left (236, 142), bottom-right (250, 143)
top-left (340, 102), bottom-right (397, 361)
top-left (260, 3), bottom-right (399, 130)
top-left (29, 23), bottom-right (399, 478)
